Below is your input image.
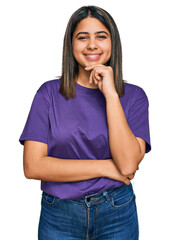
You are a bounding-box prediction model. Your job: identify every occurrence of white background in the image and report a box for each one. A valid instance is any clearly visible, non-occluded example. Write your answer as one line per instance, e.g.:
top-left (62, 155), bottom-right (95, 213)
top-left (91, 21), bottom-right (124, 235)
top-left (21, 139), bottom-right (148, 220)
top-left (0, 0), bottom-right (170, 239)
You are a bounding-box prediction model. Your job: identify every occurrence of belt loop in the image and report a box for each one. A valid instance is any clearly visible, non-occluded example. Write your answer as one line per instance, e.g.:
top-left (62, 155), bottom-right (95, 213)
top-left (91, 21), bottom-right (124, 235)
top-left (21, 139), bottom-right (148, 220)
top-left (102, 190), bottom-right (110, 203)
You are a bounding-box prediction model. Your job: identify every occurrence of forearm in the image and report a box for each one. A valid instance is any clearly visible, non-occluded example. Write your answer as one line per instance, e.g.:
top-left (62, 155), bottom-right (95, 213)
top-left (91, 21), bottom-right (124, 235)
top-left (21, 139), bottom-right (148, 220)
top-left (106, 93), bottom-right (143, 175)
top-left (25, 156), bottom-right (131, 184)
top-left (26, 156), bottom-right (108, 182)
top-left (24, 141), bottom-right (131, 184)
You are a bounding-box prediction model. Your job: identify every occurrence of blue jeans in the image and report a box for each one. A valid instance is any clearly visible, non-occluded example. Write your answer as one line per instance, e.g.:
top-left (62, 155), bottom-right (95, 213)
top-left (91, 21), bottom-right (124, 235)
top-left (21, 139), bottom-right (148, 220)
top-left (38, 183), bottom-right (139, 239)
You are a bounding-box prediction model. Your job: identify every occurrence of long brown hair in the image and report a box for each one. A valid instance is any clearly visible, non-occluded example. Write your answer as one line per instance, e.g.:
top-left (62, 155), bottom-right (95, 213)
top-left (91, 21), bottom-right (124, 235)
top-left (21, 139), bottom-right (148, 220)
top-left (59, 6), bottom-right (124, 99)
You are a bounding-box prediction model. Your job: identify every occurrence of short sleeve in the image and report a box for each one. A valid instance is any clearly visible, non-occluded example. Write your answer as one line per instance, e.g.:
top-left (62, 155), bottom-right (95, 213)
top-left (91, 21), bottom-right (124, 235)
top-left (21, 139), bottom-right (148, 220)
top-left (19, 84), bottom-right (50, 145)
top-left (127, 87), bottom-right (151, 153)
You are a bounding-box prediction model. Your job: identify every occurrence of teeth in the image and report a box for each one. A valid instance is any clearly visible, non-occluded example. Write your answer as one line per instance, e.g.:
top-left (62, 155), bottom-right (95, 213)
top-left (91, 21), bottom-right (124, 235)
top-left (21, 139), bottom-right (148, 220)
top-left (86, 55), bottom-right (100, 57)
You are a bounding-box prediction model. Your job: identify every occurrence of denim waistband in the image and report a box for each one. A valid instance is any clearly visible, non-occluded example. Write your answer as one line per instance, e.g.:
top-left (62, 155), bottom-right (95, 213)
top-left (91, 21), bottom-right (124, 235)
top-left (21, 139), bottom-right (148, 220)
top-left (42, 183), bottom-right (133, 208)
top-left (72, 183), bottom-right (130, 208)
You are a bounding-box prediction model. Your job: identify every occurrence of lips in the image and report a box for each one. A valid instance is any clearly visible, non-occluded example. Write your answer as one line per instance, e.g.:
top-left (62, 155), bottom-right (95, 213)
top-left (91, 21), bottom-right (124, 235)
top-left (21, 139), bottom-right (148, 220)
top-left (84, 53), bottom-right (102, 61)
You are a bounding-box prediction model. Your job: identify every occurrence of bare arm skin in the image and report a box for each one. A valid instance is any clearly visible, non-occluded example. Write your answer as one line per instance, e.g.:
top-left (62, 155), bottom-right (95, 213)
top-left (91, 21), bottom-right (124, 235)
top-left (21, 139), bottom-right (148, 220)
top-left (85, 65), bottom-right (146, 176)
top-left (106, 93), bottom-right (146, 176)
top-left (23, 140), bottom-right (131, 185)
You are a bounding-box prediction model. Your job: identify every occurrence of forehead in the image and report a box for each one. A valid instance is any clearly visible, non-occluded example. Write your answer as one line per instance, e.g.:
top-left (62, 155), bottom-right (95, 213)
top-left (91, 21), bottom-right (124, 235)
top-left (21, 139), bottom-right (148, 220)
top-left (73, 17), bottom-right (109, 34)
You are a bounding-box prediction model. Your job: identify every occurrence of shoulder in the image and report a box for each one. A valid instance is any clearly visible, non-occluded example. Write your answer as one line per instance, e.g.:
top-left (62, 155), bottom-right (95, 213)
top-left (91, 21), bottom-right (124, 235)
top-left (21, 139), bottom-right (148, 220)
top-left (124, 81), bottom-right (147, 96)
top-left (36, 79), bottom-right (61, 101)
top-left (38, 78), bottom-right (61, 93)
top-left (123, 81), bottom-right (148, 101)
top-left (122, 81), bottom-right (149, 112)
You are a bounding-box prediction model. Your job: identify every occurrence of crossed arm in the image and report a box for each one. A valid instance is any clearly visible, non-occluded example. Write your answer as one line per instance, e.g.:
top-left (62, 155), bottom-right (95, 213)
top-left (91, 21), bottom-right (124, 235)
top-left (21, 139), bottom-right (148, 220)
top-left (23, 65), bottom-right (146, 184)
top-left (23, 94), bottom-right (146, 185)
top-left (105, 92), bottom-right (146, 176)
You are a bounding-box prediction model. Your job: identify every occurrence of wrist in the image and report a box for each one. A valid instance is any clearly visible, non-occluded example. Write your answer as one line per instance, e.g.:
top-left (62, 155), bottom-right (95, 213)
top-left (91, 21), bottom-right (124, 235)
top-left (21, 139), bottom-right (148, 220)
top-left (101, 158), bottom-right (116, 178)
top-left (105, 91), bottom-right (119, 101)
top-left (98, 159), bottom-right (111, 177)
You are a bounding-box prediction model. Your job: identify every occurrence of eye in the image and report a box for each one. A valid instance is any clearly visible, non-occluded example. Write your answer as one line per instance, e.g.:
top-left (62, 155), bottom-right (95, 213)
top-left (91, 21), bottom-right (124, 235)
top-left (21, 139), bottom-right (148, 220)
top-left (77, 36), bottom-right (87, 40)
top-left (98, 35), bottom-right (107, 39)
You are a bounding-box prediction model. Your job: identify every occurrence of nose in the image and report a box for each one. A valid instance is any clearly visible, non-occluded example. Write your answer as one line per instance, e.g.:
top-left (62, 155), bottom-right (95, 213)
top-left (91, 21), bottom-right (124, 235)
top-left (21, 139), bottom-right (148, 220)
top-left (87, 37), bottom-right (98, 50)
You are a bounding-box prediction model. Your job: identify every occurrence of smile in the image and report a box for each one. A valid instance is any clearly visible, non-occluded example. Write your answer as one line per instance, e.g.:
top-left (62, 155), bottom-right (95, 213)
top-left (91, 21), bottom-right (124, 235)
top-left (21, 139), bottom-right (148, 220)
top-left (84, 53), bottom-right (102, 61)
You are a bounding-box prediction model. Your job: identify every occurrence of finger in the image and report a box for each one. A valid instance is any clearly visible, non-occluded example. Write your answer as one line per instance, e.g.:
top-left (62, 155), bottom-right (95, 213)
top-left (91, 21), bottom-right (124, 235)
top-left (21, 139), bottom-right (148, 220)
top-left (89, 69), bottom-right (96, 84)
top-left (93, 73), bottom-right (99, 85)
top-left (88, 68), bottom-right (102, 84)
top-left (129, 174), bottom-right (134, 180)
top-left (90, 71), bottom-right (97, 84)
top-left (124, 177), bottom-right (130, 185)
top-left (127, 174), bottom-right (134, 180)
top-left (93, 70), bottom-right (102, 84)
top-left (95, 72), bottom-right (102, 81)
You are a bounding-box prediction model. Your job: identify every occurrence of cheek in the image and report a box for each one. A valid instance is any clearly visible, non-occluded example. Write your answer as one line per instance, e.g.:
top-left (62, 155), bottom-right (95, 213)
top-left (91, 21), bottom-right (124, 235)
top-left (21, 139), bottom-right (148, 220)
top-left (72, 41), bottom-right (84, 54)
top-left (72, 45), bottom-right (84, 65)
top-left (106, 41), bottom-right (112, 52)
top-left (105, 43), bottom-right (112, 58)
top-left (100, 41), bottom-right (111, 55)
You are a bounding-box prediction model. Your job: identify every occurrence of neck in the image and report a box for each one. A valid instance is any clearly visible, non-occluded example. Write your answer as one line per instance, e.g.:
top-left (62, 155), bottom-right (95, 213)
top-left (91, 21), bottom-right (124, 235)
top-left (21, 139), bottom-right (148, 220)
top-left (76, 65), bottom-right (99, 89)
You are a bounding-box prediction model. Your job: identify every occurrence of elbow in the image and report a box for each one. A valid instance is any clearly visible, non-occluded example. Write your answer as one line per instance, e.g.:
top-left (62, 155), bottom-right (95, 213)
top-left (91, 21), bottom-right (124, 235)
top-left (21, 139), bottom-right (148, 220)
top-left (23, 156), bottom-right (43, 180)
top-left (119, 156), bottom-right (142, 176)
top-left (23, 160), bottom-right (38, 179)
top-left (24, 173), bottom-right (32, 180)
top-left (120, 165), bottom-right (138, 177)
top-left (24, 164), bottom-right (34, 179)
top-left (23, 140), bottom-right (47, 180)
top-left (117, 145), bottom-right (145, 177)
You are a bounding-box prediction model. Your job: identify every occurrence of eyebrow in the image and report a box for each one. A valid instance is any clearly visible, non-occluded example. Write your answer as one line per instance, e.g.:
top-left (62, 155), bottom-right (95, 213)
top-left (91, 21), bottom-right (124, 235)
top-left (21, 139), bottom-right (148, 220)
top-left (75, 31), bottom-right (109, 38)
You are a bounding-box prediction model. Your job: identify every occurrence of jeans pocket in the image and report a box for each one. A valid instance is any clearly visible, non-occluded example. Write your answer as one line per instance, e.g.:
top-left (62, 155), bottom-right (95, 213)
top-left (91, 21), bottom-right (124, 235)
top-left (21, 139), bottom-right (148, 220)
top-left (111, 184), bottom-right (135, 209)
top-left (42, 192), bottom-right (57, 206)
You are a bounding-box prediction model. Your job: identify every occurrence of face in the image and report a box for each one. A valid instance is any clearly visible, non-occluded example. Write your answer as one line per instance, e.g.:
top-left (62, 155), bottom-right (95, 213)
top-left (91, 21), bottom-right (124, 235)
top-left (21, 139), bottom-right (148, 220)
top-left (72, 17), bottom-right (112, 70)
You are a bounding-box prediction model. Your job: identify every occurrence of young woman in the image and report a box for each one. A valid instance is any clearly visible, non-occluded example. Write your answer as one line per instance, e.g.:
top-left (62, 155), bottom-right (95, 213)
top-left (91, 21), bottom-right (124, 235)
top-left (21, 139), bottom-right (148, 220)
top-left (19, 5), bottom-right (151, 240)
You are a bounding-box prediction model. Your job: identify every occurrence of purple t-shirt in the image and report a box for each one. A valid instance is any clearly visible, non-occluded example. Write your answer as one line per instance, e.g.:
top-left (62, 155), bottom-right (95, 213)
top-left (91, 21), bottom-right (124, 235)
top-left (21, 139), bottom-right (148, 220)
top-left (19, 79), bottom-right (151, 200)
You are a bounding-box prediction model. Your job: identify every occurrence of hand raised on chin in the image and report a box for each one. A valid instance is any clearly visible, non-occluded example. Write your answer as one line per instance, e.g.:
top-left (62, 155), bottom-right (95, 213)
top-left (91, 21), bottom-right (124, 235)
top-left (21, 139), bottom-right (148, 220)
top-left (85, 64), bottom-right (117, 99)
